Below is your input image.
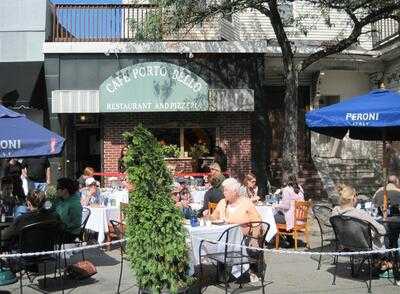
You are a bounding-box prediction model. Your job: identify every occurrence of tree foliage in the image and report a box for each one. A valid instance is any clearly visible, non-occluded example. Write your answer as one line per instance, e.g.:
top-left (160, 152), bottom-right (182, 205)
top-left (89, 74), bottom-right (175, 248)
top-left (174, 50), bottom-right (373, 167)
top-left (145, 0), bottom-right (400, 175)
top-left (123, 125), bottom-right (190, 293)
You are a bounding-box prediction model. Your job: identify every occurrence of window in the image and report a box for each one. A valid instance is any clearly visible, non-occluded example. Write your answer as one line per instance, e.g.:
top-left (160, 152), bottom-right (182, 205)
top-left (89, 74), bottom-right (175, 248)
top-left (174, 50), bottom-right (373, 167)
top-left (151, 127), bottom-right (217, 157)
top-left (184, 128), bottom-right (216, 156)
top-left (152, 128), bottom-right (180, 146)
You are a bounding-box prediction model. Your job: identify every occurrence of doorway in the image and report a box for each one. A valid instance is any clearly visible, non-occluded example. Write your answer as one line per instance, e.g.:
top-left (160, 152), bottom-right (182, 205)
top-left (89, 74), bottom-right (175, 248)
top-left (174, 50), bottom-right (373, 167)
top-left (75, 128), bottom-right (101, 178)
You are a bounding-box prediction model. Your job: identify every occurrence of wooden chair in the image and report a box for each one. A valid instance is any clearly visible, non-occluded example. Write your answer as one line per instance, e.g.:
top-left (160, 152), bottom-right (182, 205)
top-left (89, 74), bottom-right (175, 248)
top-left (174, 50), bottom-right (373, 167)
top-left (275, 200), bottom-right (311, 249)
top-left (208, 202), bottom-right (217, 214)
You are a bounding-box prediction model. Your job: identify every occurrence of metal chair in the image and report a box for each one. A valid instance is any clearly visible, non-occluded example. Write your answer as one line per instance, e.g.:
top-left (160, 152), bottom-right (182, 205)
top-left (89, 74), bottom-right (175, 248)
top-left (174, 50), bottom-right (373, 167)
top-left (199, 221), bottom-right (270, 294)
top-left (16, 219), bottom-right (64, 294)
top-left (329, 215), bottom-right (378, 293)
top-left (110, 220), bottom-right (126, 294)
top-left (312, 204), bottom-right (335, 270)
top-left (74, 207), bottom-right (91, 260)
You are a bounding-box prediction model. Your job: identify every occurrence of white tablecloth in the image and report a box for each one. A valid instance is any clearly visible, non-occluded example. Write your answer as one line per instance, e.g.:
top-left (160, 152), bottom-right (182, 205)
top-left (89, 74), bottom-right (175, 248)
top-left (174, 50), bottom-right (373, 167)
top-left (85, 206), bottom-right (120, 244)
top-left (185, 224), bottom-right (239, 266)
top-left (101, 189), bottom-right (129, 208)
top-left (255, 205), bottom-right (277, 242)
top-left (107, 190), bottom-right (129, 207)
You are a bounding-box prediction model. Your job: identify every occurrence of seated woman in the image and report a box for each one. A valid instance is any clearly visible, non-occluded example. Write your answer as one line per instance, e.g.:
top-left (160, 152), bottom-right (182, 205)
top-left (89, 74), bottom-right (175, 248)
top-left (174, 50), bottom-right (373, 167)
top-left (1, 190), bottom-right (61, 249)
top-left (80, 177), bottom-right (101, 206)
top-left (171, 183), bottom-right (193, 219)
top-left (77, 167), bottom-right (95, 190)
top-left (332, 184), bottom-right (386, 250)
top-left (273, 174), bottom-right (304, 230)
top-left (239, 173), bottom-right (260, 203)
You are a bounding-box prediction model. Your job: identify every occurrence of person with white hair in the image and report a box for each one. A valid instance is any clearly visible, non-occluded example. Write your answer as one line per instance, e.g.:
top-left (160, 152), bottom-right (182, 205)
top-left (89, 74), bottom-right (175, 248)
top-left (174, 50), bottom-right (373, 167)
top-left (206, 178), bottom-right (261, 227)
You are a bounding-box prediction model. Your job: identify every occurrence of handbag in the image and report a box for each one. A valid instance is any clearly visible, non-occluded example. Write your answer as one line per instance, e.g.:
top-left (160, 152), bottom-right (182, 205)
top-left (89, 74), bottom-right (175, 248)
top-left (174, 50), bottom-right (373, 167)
top-left (66, 260), bottom-right (97, 280)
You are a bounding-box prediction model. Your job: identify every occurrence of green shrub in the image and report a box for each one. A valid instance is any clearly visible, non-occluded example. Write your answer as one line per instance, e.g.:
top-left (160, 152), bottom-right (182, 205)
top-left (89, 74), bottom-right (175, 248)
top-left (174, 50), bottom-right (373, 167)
top-left (123, 125), bottom-right (190, 293)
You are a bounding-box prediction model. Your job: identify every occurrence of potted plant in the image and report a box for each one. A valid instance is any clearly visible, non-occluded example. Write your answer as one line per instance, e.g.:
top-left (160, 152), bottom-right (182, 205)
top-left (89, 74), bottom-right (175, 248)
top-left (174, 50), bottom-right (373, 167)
top-left (188, 143), bottom-right (209, 172)
top-left (160, 144), bottom-right (181, 158)
top-left (122, 126), bottom-right (192, 293)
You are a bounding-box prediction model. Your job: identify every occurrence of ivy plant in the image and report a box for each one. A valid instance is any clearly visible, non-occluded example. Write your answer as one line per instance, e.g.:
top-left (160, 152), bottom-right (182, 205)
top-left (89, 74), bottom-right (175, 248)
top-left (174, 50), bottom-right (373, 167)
top-left (123, 125), bottom-right (190, 293)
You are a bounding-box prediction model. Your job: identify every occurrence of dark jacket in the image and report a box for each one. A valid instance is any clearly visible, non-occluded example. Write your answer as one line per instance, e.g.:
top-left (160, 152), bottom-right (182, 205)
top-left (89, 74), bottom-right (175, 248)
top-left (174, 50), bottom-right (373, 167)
top-left (198, 174), bottom-right (225, 216)
top-left (2, 209), bottom-right (61, 246)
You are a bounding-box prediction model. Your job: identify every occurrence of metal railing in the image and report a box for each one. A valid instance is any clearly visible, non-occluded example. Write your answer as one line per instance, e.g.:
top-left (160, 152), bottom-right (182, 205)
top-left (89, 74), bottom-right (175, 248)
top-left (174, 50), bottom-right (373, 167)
top-left (372, 18), bottom-right (400, 48)
top-left (51, 4), bottom-right (159, 42)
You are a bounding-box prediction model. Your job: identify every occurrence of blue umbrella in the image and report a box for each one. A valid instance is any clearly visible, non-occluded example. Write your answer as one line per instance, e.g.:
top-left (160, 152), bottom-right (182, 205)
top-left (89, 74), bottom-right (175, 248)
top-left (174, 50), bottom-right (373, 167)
top-left (0, 105), bottom-right (65, 158)
top-left (306, 89), bottom-right (400, 140)
top-left (306, 88), bottom-right (400, 217)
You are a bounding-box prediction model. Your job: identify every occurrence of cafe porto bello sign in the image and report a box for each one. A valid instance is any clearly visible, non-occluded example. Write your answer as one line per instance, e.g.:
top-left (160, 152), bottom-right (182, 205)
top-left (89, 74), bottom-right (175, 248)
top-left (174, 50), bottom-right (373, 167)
top-left (99, 62), bottom-right (209, 112)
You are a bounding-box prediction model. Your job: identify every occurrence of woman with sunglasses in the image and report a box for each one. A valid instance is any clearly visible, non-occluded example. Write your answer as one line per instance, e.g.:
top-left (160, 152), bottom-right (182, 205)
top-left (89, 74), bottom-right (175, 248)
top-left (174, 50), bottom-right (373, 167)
top-left (240, 173), bottom-right (260, 203)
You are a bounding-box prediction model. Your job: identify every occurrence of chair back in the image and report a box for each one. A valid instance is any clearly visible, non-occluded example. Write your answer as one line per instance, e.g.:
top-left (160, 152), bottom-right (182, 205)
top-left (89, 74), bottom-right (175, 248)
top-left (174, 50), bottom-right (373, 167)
top-left (78, 207), bottom-right (91, 239)
top-left (312, 204), bottom-right (333, 235)
top-left (294, 200), bottom-right (310, 226)
top-left (329, 215), bottom-right (373, 251)
top-left (208, 202), bottom-right (217, 214)
top-left (240, 221), bottom-right (270, 249)
top-left (18, 220), bottom-right (63, 254)
top-left (217, 222), bottom-right (270, 249)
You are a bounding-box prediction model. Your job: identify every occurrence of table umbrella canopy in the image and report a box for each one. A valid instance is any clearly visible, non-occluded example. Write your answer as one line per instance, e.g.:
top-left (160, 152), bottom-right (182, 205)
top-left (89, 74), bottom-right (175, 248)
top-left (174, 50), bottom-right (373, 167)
top-left (0, 105), bottom-right (65, 158)
top-left (305, 89), bottom-right (400, 140)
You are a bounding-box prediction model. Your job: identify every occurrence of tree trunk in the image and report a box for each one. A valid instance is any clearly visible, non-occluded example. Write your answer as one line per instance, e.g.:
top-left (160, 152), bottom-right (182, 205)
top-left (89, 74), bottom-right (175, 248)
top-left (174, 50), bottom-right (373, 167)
top-left (281, 62), bottom-right (299, 181)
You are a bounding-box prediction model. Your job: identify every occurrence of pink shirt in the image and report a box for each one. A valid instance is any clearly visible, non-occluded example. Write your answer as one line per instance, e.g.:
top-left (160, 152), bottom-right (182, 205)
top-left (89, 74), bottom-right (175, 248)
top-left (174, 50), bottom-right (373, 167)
top-left (275, 185), bottom-right (304, 230)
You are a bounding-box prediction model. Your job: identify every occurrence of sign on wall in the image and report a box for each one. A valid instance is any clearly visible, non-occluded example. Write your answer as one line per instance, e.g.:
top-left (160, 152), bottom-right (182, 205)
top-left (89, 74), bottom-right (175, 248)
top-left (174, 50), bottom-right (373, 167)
top-left (99, 62), bottom-right (209, 112)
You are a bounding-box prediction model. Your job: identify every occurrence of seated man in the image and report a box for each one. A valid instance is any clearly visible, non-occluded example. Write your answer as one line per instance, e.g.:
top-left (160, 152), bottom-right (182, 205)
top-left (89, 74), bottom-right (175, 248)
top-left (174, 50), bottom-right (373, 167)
top-left (53, 178), bottom-right (82, 242)
top-left (205, 178), bottom-right (263, 282)
top-left (198, 163), bottom-right (225, 217)
top-left (207, 178), bottom-right (261, 229)
top-left (1, 190), bottom-right (61, 249)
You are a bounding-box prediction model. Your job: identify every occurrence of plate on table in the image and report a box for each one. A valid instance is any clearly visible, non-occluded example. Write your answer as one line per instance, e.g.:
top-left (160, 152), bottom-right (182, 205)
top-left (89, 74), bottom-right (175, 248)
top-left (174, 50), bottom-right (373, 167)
top-left (211, 219), bottom-right (225, 225)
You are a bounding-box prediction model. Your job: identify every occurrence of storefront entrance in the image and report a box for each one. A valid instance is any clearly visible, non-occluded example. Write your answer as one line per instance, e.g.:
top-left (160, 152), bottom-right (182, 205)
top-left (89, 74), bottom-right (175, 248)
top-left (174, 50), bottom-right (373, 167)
top-left (75, 127), bottom-right (101, 177)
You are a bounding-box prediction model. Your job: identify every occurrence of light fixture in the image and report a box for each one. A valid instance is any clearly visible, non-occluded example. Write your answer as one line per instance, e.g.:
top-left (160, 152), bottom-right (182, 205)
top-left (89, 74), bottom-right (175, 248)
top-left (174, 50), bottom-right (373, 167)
top-left (79, 115), bottom-right (86, 122)
top-left (320, 71), bottom-right (325, 76)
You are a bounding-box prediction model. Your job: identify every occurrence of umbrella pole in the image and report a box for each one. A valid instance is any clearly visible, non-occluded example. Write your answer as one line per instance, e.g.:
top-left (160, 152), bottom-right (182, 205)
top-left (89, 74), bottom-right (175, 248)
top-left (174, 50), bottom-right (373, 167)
top-left (382, 138), bottom-right (388, 220)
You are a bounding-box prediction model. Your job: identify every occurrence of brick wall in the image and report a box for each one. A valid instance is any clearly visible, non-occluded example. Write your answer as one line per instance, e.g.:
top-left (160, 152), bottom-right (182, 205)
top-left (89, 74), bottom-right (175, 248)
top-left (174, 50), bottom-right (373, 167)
top-left (102, 112), bottom-right (252, 180)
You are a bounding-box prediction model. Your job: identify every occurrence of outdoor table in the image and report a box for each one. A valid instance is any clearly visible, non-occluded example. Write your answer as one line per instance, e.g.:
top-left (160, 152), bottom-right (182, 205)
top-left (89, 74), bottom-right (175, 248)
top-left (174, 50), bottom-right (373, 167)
top-left (100, 189), bottom-right (129, 208)
top-left (255, 205), bottom-right (277, 242)
top-left (85, 206), bottom-right (120, 244)
top-left (185, 223), bottom-right (238, 266)
top-left (185, 223), bottom-right (243, 276)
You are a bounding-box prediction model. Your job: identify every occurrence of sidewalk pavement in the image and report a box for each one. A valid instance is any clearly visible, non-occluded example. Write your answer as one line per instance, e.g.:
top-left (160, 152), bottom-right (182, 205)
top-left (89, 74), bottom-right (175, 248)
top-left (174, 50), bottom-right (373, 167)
top-left (1, 217), bottom-right (399, 293)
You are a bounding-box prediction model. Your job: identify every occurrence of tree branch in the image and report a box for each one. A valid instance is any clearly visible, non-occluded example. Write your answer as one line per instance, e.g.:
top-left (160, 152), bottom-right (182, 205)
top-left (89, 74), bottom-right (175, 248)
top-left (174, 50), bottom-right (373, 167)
top-left (301, 2), bottom-right (400, 71)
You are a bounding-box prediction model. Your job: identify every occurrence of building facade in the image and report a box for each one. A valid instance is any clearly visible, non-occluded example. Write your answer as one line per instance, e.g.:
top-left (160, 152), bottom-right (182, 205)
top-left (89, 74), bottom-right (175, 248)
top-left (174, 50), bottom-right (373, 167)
top-left (36, 2), bottom-right (400, 197)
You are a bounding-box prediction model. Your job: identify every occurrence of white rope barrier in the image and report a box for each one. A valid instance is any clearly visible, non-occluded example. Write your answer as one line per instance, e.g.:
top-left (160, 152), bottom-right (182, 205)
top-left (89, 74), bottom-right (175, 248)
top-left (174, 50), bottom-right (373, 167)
top-left (0, 239), bottom-right (127, 258)
top-left (0, 236), bottom-right (399, 259)
top-left (194, 237), bottom-right (400, 257)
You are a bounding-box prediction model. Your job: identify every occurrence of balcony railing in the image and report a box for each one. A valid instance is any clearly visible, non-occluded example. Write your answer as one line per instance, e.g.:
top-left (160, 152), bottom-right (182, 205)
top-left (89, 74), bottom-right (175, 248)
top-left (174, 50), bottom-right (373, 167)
top-left (372, 18), bottom-right (400, 48)
top-left (51, 4), bottom-right (159, 42)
